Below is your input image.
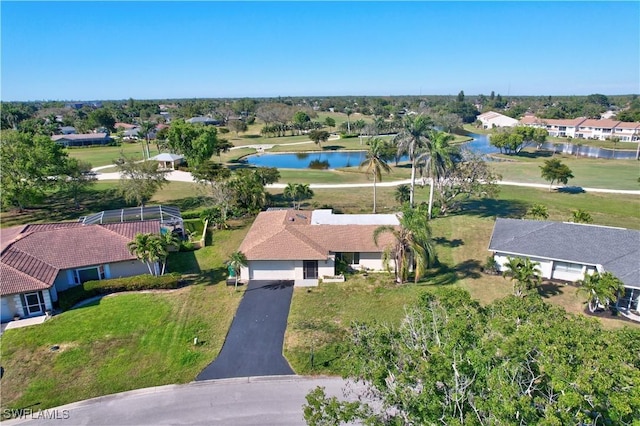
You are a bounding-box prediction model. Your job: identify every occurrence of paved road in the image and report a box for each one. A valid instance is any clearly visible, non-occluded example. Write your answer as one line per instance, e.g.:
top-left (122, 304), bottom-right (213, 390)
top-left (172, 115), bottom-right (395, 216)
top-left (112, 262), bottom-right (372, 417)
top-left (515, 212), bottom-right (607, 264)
top-left (196, 280), bottom-right (295, 381)
top-left (4, 376), bottom-right (361, 426)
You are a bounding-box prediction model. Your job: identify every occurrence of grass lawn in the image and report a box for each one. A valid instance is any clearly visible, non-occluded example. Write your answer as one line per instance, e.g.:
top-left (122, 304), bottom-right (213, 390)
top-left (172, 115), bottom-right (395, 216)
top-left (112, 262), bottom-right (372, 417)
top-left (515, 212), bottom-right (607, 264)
top-left (66, 142), bottom-right (160, 168)
top-left (0, 285), bottom-right (241, 411)
top-left (491, 154), bottom-right (640, 190)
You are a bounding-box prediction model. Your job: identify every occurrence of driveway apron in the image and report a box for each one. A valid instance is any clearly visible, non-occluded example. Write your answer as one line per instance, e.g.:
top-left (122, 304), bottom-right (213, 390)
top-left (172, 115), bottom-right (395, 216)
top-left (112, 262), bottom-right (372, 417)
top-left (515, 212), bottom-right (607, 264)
top-left (196, 280), bottom-right (295, 380)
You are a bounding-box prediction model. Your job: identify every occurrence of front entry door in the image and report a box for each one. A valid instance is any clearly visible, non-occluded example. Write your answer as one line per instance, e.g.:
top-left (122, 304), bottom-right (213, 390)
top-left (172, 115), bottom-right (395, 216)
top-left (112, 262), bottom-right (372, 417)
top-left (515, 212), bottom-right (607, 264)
top-left (303, 261), bottom-right (318, 279)
top-left (23, 291), bottom-right (45, 316)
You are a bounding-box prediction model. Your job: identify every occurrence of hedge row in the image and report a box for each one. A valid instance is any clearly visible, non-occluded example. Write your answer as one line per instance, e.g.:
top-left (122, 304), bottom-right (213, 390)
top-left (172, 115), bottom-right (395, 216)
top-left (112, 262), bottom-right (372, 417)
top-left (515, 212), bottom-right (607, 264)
top-left (57, 273), bottom-right (182, 311)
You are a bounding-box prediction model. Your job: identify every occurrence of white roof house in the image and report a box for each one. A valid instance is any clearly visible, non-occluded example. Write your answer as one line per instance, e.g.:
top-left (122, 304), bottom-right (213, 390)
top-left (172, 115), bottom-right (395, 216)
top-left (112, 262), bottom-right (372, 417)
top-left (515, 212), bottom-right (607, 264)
top-left (477, 111), bottom-right (519, 129)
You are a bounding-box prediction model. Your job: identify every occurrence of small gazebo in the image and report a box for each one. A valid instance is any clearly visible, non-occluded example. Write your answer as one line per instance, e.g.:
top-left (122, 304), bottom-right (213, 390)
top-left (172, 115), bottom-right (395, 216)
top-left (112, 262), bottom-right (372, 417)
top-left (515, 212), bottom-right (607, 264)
top-left (150, 153), bottom-right (185, 170)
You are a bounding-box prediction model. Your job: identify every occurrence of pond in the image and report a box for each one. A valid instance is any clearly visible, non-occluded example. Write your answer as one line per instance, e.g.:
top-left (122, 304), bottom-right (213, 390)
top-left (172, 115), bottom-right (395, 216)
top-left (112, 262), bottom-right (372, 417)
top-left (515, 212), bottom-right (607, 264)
top-left (244, 132), bottom-right (635, 169)
top-left (246, 150), bottom-right (409, 169)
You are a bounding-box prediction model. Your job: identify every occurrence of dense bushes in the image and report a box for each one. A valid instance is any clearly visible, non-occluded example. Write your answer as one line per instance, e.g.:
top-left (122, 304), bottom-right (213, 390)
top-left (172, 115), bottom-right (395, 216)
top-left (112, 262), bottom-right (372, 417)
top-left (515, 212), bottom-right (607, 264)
top-left (57, 273), bottom-right (181, 311)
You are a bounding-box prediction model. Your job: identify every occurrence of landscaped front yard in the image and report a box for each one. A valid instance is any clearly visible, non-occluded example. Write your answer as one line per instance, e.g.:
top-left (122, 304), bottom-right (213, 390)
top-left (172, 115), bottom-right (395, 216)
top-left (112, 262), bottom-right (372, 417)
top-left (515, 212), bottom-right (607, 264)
top-left (0, 221), bottom-right (251, 412)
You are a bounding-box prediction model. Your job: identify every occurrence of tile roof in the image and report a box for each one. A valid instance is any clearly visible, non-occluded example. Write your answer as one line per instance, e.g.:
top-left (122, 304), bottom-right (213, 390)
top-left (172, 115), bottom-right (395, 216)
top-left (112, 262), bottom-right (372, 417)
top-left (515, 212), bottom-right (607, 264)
top-left (520, 115), bottom-right (587, 127)
top-left (239, 210), bottom-right (397, 261)
top-left (613, 121), bottom-right (640, 130)
top-left (578, 119), bottom-right (620, 128)
top-left (0, 220), bottom-right (161, 296)
top-left (488, 218), bottom-right (640, 289)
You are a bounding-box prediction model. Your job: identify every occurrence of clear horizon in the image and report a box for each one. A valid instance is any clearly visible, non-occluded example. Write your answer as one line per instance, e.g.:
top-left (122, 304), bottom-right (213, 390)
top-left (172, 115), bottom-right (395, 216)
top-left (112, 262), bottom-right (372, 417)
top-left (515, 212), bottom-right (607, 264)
top-left (2, 1), bottom-right (639, 102)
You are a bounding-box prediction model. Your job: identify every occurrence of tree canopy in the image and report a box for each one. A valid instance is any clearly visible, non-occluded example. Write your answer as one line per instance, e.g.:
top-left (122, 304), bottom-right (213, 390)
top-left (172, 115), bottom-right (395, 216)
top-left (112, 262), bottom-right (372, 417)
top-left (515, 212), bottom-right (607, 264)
top-left (115, 155), bottom-right (168, 207)
top-left (166, 120), bottom-right (222, 166)
top-left (540, 158), bottom-right (574, 190)
top-left (304, 288), bottom-right (640, 425)
top-left (0, 130), bottom-right (68, 211)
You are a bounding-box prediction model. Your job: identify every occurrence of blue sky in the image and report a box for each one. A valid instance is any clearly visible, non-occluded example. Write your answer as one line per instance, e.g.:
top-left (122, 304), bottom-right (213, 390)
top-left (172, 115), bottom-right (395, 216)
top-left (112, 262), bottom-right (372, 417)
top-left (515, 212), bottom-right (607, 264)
top-left (2, 1), bottom-right (639, 101)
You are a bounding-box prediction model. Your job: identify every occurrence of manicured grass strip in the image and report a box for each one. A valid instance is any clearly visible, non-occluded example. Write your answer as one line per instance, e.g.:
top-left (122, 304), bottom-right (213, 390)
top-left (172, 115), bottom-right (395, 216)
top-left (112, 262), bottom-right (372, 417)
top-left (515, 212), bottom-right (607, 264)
top-left (66, 143), bottom-right (160, 168)
top-left (491, 155), bottom-right (640, 190)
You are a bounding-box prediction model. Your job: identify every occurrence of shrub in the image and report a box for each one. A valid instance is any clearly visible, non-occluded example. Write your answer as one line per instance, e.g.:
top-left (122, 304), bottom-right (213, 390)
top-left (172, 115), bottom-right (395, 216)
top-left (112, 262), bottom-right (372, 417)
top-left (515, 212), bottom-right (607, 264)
top-left (57, 273), bottom-right (181, 311)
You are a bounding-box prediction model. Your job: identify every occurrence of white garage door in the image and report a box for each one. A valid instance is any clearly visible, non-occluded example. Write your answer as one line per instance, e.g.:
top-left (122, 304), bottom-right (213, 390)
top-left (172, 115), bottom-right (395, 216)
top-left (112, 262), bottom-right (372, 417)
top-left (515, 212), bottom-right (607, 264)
top-left (249, 261), bottom-right (295, 280)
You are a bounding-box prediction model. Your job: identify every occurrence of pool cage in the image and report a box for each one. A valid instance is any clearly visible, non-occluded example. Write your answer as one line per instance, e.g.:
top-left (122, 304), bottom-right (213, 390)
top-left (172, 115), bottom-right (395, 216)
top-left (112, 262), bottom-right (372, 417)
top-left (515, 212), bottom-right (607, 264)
top-left (79, 205), bottom-right (184, 237)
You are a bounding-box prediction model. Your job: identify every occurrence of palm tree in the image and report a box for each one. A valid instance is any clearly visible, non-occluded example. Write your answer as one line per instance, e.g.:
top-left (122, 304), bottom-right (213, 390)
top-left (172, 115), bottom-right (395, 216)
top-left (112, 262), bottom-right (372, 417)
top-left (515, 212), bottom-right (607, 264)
top-left (227, 251), bottom-right (248, 289)
top-left (394, 184), bottom-right (410, 205)
top-left (283, 183), bottom-right (314, 209)
top-left (419, 130), bottom-right (457, 219)
top-left (502, 256), bottom-right (542, 297)
top-left (308, 130), bottom-right (330, 149)
top-left (394, 114), bottom-right (433, 208)
top-left (159, 231), bottom-right (181, 275)
top-left (344, 107), bottom-right (352, 134)
top-left (526, 204), bottom-right (549, 220)
top-left (359, 138), bottom-right (392, 213)
top-left (373, 205), bottom-right (436, 283)
top-left (571, 209), bottom-right (593, 224)
top-left (138, 121), bottom-right (157, 159)
top-left (577, 271), bottom-right (625, 313)
top-left (128, 233), bottom-right (167, 276)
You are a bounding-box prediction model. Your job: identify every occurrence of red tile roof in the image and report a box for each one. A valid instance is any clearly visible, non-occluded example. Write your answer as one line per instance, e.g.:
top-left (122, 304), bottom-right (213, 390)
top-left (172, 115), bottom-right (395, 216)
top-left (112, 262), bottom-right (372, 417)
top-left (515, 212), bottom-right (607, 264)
top-left (578, 119), bottom-right (620, 129)
top-left (0, 220), bottom-right (161, 296)
top-left (239, 210), bottom-right (397, 261)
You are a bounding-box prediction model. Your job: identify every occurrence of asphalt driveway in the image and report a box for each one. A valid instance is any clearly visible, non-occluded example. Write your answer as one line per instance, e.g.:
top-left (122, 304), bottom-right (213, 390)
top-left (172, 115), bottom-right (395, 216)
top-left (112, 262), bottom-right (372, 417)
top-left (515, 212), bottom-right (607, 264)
top-left (196, 280), bottom-right (295, 380)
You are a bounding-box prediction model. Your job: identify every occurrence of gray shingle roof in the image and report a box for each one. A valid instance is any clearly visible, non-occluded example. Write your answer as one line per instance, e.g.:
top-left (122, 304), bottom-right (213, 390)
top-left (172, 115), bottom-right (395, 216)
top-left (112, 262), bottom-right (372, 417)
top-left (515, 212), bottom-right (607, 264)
top-left (489, 218), bottom-right (640, 288)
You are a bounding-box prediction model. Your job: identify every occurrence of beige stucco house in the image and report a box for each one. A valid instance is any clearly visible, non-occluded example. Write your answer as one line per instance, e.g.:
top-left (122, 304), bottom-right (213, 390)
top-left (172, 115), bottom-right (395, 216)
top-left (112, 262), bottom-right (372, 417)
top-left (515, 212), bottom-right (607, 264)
top-left (0, 220), bottom-right (162, 322)
top-left (238, 209), bottom-right (399, 286)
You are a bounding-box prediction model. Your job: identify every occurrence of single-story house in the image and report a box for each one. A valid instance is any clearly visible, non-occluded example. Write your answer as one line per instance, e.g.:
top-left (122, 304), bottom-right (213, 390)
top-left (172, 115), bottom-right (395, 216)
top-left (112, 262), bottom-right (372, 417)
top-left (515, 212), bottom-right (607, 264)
top-left (51, 133), bottom-right (111, 147)
top-left (237, 209), bottom-right (399, 286)
top-left (150, 153), bottom-right (185, 170)
top-left (488, 218), bottom-right (640, 317)
top-left (0, 220), bottom-right (162, 322)
top-left (477, 111), bottom-right (518, 128)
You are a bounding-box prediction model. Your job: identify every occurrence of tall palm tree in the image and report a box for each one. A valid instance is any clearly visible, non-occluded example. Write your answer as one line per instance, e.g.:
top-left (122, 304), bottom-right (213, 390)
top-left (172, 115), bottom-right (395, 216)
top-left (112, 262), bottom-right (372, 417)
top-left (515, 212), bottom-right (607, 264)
top-left (577, 271), bottom-right (625, 313)
top-left (138, 121), bottom-right (157, 159)
top-left (344, 107), bottom-right (352, 134)
top-left (394, 114), bottom-right (433, 208)
top-left (502, 256), bottom-right (542, 297)
top-left (228, 251), bottom-right (248, 289)
top-left (373, 205), bottom-right (436, 283)
top-left (418, 130), bottom-right (457, 219)
top-left (359, 138), bottom-right (392, 213)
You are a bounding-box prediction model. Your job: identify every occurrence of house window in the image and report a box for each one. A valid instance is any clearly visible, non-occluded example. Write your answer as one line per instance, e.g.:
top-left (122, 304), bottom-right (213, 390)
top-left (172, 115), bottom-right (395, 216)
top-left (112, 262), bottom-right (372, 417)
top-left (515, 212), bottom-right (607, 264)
top-left (554, 262), bottom-right (583, 273)
top-left (21, 291), bottom-right (46, 316)
top-left (74, 265), bottom-right (106, 284)
top-left (336, 252), bottom-right (360, 265)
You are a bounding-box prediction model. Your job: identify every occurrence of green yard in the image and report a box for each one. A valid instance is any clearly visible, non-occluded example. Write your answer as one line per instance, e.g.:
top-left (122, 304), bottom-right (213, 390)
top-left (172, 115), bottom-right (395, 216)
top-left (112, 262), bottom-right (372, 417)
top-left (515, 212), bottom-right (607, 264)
top-left (0, 220), bottom-right (250, 412)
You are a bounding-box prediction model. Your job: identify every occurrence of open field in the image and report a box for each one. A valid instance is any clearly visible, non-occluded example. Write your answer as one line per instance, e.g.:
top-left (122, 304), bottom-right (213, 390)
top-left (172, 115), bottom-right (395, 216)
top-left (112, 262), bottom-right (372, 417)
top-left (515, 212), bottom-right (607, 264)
top-left (66, 142), bottom-right (160, 168)
top-left (491, 154), bottom-right (640, 190)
